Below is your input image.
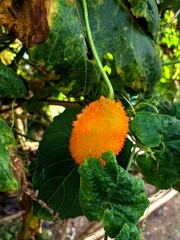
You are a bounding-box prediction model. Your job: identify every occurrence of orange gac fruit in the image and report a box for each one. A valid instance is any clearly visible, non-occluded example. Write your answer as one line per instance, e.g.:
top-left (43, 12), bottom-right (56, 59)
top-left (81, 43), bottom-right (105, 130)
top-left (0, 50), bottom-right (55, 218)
top-left (69, 96), bottom-right (129, 165)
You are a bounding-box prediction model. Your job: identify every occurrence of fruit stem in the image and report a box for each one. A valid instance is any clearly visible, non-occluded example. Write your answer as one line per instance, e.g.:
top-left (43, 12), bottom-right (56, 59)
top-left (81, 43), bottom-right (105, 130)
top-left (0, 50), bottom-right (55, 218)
top-left (82, 0), bottom-right (114, 99)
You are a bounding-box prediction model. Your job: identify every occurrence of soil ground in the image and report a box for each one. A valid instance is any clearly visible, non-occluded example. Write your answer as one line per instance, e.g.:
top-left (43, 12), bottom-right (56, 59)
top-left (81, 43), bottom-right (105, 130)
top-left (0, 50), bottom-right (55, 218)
top-left (140, 193), bottom-right (180, 240)
top-left (0, 190), bottom-right (179, 239)
top-left (50, 192), bottom-right (180, 240)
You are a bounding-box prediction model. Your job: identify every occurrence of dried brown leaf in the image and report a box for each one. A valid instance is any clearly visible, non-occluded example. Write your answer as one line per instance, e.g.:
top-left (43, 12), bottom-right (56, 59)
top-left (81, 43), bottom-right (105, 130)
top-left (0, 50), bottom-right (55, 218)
top-left (0, 0), bottom-right (50, 47)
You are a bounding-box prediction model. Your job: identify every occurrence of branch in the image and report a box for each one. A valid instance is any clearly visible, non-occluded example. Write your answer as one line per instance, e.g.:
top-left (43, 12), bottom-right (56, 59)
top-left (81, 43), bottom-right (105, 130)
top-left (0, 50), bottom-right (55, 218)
top-left (139, 189), bottom-right (178, 223)
top-left (158, 9), bottom-right (180, 38)
top-left (24, 188), bottom-right (60, 221)
top-left (162, 60), bottom-right (180, 66)
top-left (38, 99), bottom-right (82, 107)
top-left (0, 210), bottom-right (25, 223)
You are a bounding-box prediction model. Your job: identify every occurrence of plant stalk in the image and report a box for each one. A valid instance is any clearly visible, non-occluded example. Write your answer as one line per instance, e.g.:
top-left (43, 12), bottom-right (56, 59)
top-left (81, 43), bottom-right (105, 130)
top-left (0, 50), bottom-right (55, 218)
top-left (11, 100), bottom-right (15, 128)
top-left (82, 0), bottom-right (114, 99)
top-left (121, 94), bottom-right (136, 116)
top-left (10, 45), bottom-right (27, 70)
top-left (162, 60), bottom-right (180, 66)
top-left (126, 145), bottom-right (136, 172)
top-left (104, 233), bottom-right (108, 240)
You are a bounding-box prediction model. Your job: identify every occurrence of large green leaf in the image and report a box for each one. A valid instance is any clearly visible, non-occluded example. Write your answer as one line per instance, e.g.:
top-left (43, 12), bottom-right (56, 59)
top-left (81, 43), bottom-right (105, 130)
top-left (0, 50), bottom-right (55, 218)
top-left (0, 62), bottom-right (26, 98)
top-left (130, 112), bottom-right (180, 188)
top-left (78, 151), bottom-right (149, 238)
top-left (0, 118), bottom-right (18, 191)
top-left (29, 0), bottom-right (161, 96)
top-left (84, 0), bottom-right (161, 92)
top-left (29, 0), bottom-right (99, 97)
top-left (32, 108), bottom-right (83, 220)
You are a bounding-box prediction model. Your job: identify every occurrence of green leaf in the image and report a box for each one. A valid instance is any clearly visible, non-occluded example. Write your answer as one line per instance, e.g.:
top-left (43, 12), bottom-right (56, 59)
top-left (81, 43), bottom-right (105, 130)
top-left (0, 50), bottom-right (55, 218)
top-left (0, 117), bottom-right (15, 146)
top-left (32, 108), bottom-right (83, 220)
top-left (0, 118), bottom-right (18, 191)
top-left (29, 0), bottom-right (99, 97)
top-left (130, 112), bottom-right (162, 148)
top-left (0, 144), bottom-right (19, 191)
top-left (115, 223), bottom-right (141, 240)
top-left (0, 62), bottom-right (26, 98)
top-left (86, 0), bottom-right (161, 92)
top-left (137, 140), bottom-right (180, 189)
top-left (130, 112), bottom-right (180, 188)
top-left (127, 0), bottom-right (160, 39)
top-left (29, 0), bottom-right (161, 97)
top-left (78, 151), bottom-right (149, 238)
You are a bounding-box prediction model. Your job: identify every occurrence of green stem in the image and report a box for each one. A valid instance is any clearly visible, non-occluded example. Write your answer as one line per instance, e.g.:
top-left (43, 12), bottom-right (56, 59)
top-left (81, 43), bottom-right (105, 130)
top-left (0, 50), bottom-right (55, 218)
top-left (0, 34), bottom-right (15, 43)
top-left (136, 102), bottom-right (159, 114)
top-left (11, 100), bottom-right (15, 128)
top-left (82, 0), bottom-right (114, 99)
top-left (121, 94), bottom-right (136, 116)
top-left (15, 131), bottom-right (40, 142)
top-left (162, 60), bottom-right (180, 66)
top-left (104, 233), bottom-right (108, 240)
top-left (10, 45), bottom-right (27, 70)
top-left (126, 146), bottom-right (136, 172)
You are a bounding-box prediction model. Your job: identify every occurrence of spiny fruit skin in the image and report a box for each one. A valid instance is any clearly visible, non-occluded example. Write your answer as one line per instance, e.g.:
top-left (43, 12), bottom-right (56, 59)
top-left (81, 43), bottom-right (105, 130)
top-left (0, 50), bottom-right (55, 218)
top-left (69, 96), bottom-right (129, 165)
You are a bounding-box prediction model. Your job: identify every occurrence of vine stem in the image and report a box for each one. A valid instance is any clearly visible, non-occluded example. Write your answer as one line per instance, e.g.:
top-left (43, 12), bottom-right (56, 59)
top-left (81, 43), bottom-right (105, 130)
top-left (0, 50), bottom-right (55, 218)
top-left (104, 233), bottom-right (108, 240)
top-left (11, 100), bottom-right (15, 128)
top-left (126, 145), bottom-right (136, 172)
top-left (82, 0), bottom-right (114, 99)
top-left (136, 102), bottom-right (159, 114)
top-left (162, 60), bottom-right (180, 66)
top-left (121, 94), bottom-right (136, 116)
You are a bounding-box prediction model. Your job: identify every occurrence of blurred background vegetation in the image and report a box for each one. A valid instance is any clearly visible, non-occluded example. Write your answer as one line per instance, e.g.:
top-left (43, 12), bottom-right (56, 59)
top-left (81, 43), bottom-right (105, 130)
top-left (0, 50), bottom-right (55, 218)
top-left (156, 7), bottom-right (179, 101)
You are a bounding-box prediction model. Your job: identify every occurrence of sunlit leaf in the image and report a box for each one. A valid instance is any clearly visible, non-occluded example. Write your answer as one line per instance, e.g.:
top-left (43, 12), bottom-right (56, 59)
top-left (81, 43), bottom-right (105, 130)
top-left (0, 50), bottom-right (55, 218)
top-left (0, 117), bottom-right (15, 146)
top-left (29, 0), bottom-right (161, 96)
top-left (0, 118), bottom-right (18, 191)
